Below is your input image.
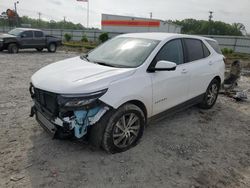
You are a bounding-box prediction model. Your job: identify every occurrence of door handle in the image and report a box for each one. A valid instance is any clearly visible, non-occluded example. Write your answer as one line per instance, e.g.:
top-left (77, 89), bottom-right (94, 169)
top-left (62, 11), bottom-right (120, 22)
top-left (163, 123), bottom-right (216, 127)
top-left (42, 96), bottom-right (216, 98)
top-left (208, 61), bottom-right (213, 65)
top-left (181, 69), bottom-right (188, 74)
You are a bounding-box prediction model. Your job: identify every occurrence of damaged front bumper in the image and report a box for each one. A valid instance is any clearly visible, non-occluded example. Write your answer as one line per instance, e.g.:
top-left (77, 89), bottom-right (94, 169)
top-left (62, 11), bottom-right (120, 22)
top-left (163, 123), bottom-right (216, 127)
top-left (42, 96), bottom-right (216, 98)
top-left (29, 84), bottom-right (110, 139)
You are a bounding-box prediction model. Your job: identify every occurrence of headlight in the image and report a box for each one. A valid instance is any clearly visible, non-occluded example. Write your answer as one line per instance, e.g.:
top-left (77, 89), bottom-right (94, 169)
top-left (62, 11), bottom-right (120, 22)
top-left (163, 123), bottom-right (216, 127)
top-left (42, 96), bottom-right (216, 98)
top-left (0, 39), bottom-right (3, 42)
top-left (57, 89), bottom-right (108, 108)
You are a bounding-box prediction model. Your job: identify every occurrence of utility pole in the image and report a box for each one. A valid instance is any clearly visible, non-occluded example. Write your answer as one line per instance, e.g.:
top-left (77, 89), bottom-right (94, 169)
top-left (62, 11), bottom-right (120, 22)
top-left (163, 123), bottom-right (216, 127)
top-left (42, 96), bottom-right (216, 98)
top-left (150, 12), bottom-right (152, 19)
top-left (63, 16), bottom-right (66, 29)
top-left (38, 12), bottom-right (42, 27)
top-left (209, 11), bottom-right (213, 22)
top-left (208, 11), bottom-right (214, 35)
top-left (14, 1), bottom-right (19, 26)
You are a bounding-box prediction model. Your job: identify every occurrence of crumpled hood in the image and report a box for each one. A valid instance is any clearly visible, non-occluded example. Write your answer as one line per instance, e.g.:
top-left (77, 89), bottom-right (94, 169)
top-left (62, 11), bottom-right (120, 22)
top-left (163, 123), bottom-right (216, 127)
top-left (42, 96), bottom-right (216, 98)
top-left (31, 56), bottom-right (136, 94)
top-left (0, 33), bottom-right (16, 39)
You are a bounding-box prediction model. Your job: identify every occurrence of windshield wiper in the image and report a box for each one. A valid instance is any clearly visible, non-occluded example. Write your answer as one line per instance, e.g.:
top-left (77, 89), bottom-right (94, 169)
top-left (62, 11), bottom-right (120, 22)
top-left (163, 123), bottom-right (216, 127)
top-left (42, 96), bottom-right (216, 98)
top-left (80, 54), bottom-right (90, 62)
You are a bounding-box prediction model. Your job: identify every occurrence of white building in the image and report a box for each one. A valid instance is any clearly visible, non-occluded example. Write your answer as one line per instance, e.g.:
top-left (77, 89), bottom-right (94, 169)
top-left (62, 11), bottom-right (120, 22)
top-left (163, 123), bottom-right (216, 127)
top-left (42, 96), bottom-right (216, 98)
top-left (102, 14), bottom-right (182, 34)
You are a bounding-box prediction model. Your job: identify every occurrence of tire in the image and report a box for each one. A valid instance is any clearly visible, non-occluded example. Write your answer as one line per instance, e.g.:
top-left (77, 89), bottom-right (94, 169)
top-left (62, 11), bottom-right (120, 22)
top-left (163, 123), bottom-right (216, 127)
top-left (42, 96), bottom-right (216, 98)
top-left (47, 43), bottom-right (57, 53)
top-left (89, 104), bottom-right (146, 154)
top-left (8, 43), bottom-right (19, 54)
top-left (199, 79), bottom-right (220, 109)
top-left (36, 48), bottom-right (43, 52)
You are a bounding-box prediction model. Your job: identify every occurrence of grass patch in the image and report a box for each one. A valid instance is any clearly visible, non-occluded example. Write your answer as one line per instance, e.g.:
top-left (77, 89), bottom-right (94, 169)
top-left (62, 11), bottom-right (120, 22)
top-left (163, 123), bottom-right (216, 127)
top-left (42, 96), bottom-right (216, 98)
top-left (225, 52), bottom-right (250, 60)
top-left (63, 41), bottom-right (98, 50)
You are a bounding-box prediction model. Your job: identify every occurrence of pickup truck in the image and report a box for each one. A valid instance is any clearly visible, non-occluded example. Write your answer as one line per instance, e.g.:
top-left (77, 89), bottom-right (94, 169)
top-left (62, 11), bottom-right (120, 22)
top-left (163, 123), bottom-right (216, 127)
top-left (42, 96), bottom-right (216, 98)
top-left (0, 28), bottom-right (61, 53)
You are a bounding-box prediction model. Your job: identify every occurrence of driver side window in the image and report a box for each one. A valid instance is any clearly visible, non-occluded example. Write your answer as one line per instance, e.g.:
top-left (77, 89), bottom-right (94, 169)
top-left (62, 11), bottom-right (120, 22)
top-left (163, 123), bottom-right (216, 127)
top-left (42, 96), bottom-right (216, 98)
top-left (154, 39), bottom-right (184, 65)
top-left (21, 31), bottom-right (33, 38)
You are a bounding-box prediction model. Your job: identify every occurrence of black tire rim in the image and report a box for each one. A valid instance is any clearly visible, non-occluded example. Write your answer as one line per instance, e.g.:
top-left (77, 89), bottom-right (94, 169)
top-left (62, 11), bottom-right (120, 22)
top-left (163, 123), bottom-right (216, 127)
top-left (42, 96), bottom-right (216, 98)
top-left (207, 83), bottom-right (218, 105)
top-left (112, 113), bottom-right (140, 149)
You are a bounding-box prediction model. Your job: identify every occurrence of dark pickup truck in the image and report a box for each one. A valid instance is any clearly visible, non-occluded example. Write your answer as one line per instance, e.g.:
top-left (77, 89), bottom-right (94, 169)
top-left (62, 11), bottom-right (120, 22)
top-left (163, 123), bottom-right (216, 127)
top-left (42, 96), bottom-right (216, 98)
top-left (0, 28), bottom-right (61, 53)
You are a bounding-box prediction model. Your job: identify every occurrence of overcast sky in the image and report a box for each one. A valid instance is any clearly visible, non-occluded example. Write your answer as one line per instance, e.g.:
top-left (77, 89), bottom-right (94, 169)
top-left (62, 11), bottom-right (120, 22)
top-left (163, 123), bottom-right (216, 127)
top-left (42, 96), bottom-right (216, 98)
top-left (0, 0), bottom-right (249, 31)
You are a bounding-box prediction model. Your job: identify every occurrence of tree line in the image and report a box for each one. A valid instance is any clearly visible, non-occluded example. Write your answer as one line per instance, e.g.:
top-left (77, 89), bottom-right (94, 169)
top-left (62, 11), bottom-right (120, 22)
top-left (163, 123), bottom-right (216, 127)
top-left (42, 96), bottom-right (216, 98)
top-left (0, 13), bottom-right (246, 36)
top-left (170, 19), bottom-right (246, 36)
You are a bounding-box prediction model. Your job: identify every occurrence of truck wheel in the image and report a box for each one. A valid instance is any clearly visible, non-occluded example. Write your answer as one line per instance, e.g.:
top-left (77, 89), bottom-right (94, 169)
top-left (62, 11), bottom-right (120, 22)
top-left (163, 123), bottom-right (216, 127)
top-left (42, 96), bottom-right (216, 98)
top-left (8, 43), bottom-right (19, 54)
top-left (90, 104), bottom-right (145, 153)
top-left (48, 43), bottom-right (57, 53)
top-left (199, 79), bottom-right (220, 109)
top-left (36, 48), bottom-right (43, 52)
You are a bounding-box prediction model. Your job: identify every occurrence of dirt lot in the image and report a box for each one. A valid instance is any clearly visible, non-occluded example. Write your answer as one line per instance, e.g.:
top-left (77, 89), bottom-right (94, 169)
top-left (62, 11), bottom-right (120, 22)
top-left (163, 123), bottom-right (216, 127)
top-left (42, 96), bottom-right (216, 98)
top-left (0, 50), bottom-right (250, 188)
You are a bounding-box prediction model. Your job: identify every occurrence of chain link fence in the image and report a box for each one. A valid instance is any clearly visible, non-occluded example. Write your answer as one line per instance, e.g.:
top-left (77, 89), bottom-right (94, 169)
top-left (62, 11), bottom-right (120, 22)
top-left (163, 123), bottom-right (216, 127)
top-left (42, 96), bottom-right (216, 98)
top-left (1, 27), bottom-right (250, 54)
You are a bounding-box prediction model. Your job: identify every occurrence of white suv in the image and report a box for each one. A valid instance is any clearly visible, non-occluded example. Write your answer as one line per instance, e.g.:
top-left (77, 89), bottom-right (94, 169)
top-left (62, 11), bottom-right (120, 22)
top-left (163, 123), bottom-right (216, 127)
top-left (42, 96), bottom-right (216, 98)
top-left (30, 33), bottom-right (225, 153)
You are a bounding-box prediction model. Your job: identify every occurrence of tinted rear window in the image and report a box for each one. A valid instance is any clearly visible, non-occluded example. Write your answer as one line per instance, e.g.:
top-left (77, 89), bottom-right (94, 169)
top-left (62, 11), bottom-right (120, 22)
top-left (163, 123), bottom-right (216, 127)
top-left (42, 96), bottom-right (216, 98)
top-left (206, 40), bottom-right (222, 54)
top-left (184, 39), bottom-right (204, 62)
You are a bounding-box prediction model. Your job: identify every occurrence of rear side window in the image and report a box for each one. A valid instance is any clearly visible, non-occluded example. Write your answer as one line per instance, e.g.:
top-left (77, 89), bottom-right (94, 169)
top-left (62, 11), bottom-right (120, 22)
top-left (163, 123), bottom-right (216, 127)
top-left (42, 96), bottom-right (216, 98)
top-left (202, 43), bottom-right (210, 57)
top-left (22, 31), bottom-right (33, 38)
top-left (34, 31), bottom-right (44, 38)
top-left (206, 40), bottom-right (222, 54)
top-left (154, 39), bottom-right (184, 65)
top-left (184, 39), bottom-right (204, 62)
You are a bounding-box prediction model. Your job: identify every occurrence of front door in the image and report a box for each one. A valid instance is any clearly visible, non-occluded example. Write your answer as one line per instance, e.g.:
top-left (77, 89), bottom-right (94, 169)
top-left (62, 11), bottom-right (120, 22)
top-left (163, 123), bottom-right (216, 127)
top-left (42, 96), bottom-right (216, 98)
top-left (150, 39), bottom-right (190, 115)
top-left (20, 30), bottom-right (35, 48)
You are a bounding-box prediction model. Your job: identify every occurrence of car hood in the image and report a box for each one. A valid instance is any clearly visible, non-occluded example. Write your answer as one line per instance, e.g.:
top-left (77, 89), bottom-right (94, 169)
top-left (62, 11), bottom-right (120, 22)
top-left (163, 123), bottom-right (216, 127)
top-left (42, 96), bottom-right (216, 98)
top-left (0, 33), bottom-right (16, 39)
top-left (31, 56), bottom-right (136, 94)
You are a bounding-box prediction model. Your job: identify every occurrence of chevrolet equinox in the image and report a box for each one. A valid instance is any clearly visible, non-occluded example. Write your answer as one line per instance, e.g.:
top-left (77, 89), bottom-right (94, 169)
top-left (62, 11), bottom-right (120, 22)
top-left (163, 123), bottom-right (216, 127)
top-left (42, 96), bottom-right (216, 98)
top-left (30, 33), bottom-right (225, 153)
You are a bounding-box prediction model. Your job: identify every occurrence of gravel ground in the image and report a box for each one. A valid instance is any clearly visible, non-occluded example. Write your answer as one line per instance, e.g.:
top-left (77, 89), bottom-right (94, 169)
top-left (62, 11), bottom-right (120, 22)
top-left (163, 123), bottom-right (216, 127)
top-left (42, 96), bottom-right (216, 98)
top-left (0, 50), bottom-right (250, 188)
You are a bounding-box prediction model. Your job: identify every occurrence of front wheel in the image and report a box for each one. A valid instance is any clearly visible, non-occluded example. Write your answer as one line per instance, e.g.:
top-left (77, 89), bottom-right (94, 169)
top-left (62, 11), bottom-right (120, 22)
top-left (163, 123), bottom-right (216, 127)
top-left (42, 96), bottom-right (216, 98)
top-left (199, 79), bottom-right (220, 109)
top-left (89, 104), bottom-right (146, 153)
top-left (47, 43), bottom-right (57, 53)
top-left (8, 43), bottom-right (19, 54)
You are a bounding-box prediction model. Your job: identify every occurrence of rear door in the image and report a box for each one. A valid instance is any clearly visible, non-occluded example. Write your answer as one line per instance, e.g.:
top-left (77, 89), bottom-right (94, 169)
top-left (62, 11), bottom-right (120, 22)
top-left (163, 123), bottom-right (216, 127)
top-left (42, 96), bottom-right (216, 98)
top-left (150, 39), bottom-right (191, 115)
top-left (183, 38), bottom-right (212, 99)
top-left (33, 31), bottom-right (46, 48)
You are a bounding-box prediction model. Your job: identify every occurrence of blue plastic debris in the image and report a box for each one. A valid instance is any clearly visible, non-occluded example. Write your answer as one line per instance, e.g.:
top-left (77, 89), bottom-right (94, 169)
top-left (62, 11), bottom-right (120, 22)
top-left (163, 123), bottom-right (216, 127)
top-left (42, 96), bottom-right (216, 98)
top-left (73, 107), bottom-right (101, 138)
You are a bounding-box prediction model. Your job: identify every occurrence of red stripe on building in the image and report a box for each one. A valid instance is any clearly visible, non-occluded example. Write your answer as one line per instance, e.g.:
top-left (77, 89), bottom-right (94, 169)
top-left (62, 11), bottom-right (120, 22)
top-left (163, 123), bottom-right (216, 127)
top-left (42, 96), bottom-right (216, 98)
top-left (102, 20), bottom-right (160, 27)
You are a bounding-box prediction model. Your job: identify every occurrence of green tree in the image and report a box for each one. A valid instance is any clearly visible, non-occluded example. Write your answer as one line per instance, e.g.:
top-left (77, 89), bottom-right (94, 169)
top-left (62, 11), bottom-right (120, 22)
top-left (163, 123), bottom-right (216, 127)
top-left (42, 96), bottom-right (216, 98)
top-left (172, 19), bottom-right (244, 36)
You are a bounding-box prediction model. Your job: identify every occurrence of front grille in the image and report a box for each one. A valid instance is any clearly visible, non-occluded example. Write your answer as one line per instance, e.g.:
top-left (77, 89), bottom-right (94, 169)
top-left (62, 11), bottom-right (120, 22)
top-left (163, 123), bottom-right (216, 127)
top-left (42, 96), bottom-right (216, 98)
top-left (33, 88), bottom-right (58, 115)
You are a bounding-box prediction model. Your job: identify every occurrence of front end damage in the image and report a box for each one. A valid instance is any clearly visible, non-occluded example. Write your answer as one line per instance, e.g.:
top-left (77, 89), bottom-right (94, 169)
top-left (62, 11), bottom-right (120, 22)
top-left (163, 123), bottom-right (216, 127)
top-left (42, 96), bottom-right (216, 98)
top-left (29, 84), bottom-right (110, 139)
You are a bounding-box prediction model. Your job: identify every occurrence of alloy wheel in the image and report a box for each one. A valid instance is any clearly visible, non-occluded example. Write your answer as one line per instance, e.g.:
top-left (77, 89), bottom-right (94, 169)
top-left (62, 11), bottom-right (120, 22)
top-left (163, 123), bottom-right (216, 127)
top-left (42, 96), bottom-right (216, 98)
top-left (112, 113), bottom-right (140, 149)
top-left (207, 83), bottom-right (218, 105)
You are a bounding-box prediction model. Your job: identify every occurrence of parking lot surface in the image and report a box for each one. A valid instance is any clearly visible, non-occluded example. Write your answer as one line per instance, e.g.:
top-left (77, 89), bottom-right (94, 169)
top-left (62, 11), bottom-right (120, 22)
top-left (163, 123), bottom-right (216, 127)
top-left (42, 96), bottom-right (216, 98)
top-left (0, 50), bottom-right (250, 188)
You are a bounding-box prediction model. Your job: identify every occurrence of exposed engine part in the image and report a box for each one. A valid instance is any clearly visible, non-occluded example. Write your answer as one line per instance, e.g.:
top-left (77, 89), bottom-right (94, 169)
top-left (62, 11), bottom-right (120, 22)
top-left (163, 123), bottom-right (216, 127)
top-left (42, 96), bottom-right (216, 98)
top-left (53, 106), bottom-right (109, 139)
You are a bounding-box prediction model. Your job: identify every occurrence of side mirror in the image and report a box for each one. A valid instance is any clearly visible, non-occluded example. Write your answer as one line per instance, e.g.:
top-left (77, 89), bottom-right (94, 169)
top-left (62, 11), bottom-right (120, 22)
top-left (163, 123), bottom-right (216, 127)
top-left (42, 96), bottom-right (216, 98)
top-left (148, 60), bottom-right (177, 72)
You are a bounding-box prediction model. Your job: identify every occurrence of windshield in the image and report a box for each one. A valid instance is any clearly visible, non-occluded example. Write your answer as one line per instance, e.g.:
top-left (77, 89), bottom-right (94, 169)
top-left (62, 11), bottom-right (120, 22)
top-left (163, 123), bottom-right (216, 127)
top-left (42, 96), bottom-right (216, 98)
top-left (86, 37), bottom-right (159, 68)
top-left (8, 28), bottom-right (23, 36)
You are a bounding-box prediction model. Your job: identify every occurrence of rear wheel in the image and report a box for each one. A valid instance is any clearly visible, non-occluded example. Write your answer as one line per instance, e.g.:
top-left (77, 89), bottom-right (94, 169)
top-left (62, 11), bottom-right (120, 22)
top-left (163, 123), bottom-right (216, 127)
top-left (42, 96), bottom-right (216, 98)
top-left (89, 104), bottom-right (145, 153)
top-left (48, 43), bottom-right (57, 53)
top-left (8, 43), bottom-right (19, 54)
top-left (36, 48), bottom-right (43, 52)
top-left (199, 79), bottom-right (220, 109)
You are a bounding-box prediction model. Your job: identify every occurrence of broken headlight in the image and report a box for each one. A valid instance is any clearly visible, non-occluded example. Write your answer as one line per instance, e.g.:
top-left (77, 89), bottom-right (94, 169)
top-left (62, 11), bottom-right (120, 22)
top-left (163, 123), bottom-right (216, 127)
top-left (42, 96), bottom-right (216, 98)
top-left (57, 89), bottom-right (108, 108)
